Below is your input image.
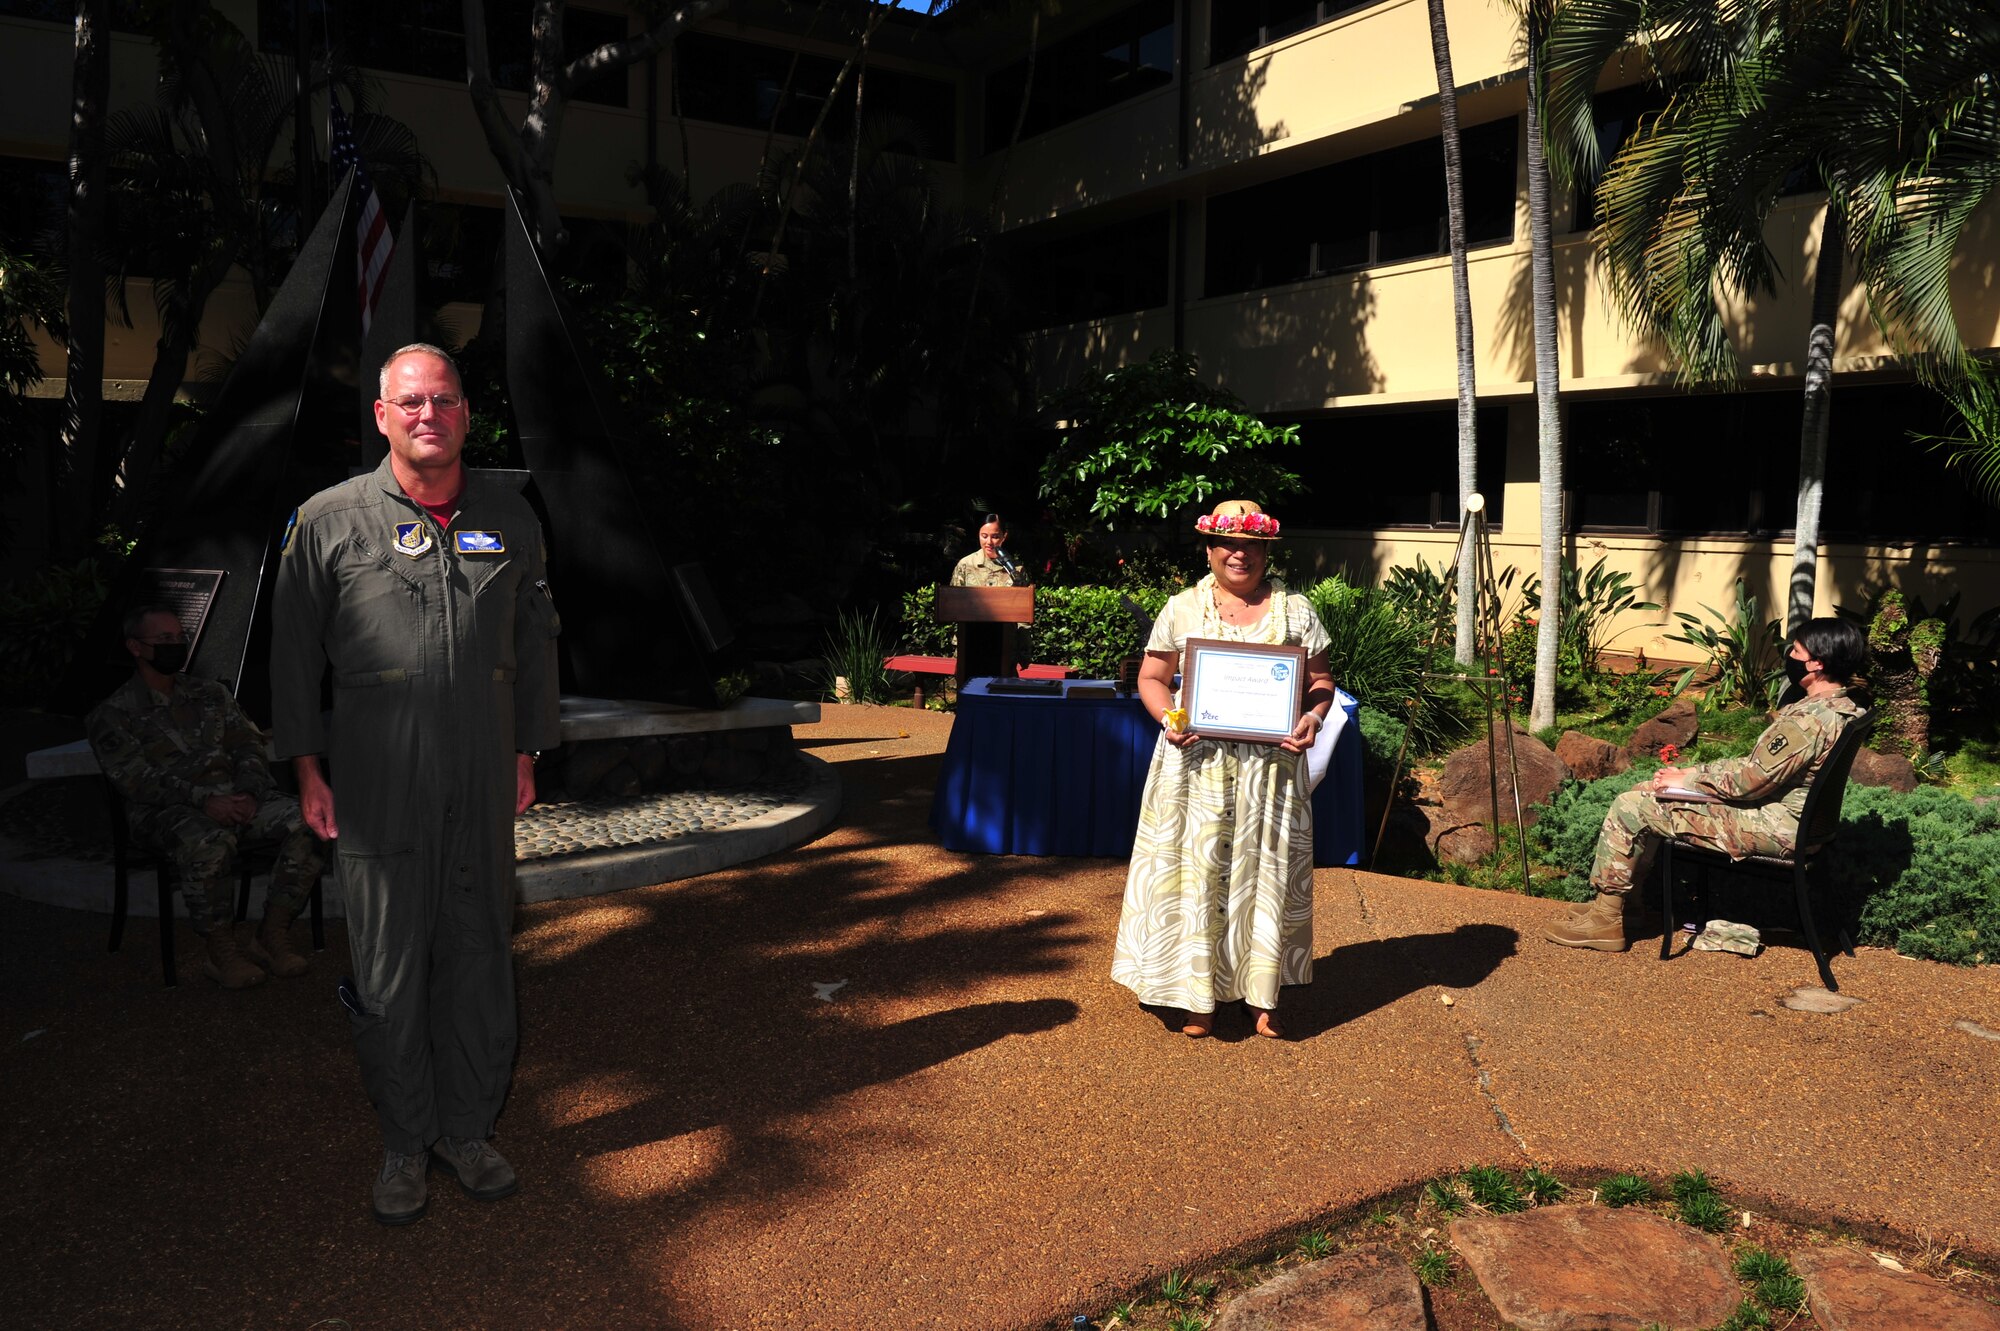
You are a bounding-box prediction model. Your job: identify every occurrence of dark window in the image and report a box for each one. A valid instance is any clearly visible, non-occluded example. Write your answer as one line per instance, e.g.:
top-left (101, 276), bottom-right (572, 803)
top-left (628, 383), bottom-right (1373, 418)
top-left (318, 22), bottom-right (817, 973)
top-left (1286, 404), bottom-right (1507, 529)
top-left (1572, 82), bottom-right (1817, 231)
top-left (1566, 384), bottom-right (2000, 542)
top-left (1205, 118), bottom-right (1516, 296)
top-left (258, 1), bottom-right (631, 108)
top-left (1008, 211), bottom-right (1170, 328)
top-left (0, 0), bottom-right (144, 27)
top-left (1211, 1), bottom-right (1376, 64)
top-left (0, 156), bottom-right (65, 254)
top-left (673, 32), bottom-right (957, 162)
top-left (983, 0), bottom-right (1173, 152)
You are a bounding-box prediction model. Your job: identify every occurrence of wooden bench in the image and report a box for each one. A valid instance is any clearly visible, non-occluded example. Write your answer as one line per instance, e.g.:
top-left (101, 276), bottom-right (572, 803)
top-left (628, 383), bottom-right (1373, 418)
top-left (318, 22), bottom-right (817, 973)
top-left (883, 655), bottom-right (1076, 708)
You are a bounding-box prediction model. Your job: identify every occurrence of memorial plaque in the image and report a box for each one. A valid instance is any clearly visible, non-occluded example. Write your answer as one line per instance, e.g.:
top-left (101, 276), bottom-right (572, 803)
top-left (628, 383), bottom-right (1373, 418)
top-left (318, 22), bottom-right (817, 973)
top-left (133, 568), bottom-right (225, 656)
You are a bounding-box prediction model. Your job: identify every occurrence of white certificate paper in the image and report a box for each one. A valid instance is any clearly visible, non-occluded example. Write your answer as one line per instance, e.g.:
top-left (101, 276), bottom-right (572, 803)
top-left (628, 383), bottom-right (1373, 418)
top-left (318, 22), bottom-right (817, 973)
top-left (1183, 640), bottom-right (1304, 743)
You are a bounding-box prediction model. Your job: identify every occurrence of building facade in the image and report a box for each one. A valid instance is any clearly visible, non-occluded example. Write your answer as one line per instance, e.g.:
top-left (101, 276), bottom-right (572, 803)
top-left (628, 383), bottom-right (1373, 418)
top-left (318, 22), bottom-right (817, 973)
top-left (6, 0), bottom-right (1999, 651)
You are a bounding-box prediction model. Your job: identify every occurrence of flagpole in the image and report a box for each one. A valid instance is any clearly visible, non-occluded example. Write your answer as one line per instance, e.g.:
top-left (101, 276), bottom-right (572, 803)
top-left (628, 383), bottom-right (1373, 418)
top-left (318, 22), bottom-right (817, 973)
top-left (293, 0), bottom-right (316, 246)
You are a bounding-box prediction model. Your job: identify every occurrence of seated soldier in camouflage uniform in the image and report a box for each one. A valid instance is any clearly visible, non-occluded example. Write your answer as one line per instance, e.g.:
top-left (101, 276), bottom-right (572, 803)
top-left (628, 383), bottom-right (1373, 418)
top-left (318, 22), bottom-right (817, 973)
top-left (1545, 617), bottom-right (1870, 952)
top-left (86, 605), bottom-right (325, 988)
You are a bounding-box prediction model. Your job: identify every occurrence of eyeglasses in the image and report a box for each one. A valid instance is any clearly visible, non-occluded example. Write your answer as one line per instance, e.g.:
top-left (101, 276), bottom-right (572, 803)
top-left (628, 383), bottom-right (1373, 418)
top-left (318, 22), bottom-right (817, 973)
top-left (385, 393), bottom-right (466, 414)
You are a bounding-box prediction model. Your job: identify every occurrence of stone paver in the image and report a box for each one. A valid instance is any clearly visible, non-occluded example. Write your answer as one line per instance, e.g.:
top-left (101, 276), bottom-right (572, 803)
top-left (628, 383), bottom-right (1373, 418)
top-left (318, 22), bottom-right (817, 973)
top-left (1783, 986), bottom-right (1867, 1013)
top-left (1213, 1245), bottom-right (1426, 1331)
top-left (1793, 1245), bottom-right (2000, 1331)
top-left (1451, 1205), bottom-right (1740, 1331)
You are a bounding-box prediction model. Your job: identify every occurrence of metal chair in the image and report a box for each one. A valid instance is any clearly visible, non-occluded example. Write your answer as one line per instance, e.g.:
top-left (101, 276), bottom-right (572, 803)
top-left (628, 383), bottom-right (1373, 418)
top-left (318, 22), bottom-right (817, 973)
top-left (1659, 712), bottom-right (1874, 992)
top-left (105, 784), bottom-right (325, 987)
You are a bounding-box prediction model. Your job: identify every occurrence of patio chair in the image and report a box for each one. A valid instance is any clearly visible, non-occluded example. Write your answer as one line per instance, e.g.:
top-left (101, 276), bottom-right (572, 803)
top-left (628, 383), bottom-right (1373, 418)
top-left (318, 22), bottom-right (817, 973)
top-left (1659, 712), bottom-right (1874, 992)
top-left (106, 783), bottom-right (324, 988)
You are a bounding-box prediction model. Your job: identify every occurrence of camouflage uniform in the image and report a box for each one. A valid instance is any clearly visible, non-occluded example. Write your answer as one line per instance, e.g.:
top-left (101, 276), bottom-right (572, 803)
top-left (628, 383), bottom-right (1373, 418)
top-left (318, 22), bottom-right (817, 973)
top-left (949, 551), bottom-right (1019, 587)
top-left (1590, 688), bottom-right (1867, 894)
top-left (85, 673), bottom-right (323, 933)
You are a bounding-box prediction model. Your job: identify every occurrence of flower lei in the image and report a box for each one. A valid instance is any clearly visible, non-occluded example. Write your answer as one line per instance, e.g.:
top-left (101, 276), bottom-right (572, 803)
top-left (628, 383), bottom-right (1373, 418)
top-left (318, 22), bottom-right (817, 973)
top-left (1195, 510), bottom-right (1281, 538)
top-left (1194, 573), bottom-right (1289, 645)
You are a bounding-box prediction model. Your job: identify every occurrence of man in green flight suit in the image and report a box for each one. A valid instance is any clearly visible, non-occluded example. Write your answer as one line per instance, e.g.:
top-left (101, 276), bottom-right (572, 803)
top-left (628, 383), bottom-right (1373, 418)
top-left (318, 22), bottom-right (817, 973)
top-left (271, 343), bottom-right (562, 1225)
top-left (1545, 617), bottom-right (1870, 952)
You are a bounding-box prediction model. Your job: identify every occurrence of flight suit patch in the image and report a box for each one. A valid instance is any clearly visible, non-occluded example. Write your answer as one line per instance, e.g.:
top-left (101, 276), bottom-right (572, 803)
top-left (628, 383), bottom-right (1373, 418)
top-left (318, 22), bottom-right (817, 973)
top-left (455, 530), bottom-right (504, 553)
top-left (393, 522), bottom-right (433, 558)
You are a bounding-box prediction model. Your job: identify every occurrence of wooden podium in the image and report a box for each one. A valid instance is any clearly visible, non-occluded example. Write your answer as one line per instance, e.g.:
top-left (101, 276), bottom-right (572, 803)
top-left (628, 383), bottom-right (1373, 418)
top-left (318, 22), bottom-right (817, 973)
top-left (937, 585), bottom-right (1035, 688)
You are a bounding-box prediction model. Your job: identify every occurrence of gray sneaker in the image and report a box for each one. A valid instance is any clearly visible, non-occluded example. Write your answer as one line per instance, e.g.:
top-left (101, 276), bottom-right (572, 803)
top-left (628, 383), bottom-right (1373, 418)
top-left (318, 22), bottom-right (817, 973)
top-left (431, 1136), bottom-right (520, 1202)
top-left (372, 1150), bottom-right (429, 1226)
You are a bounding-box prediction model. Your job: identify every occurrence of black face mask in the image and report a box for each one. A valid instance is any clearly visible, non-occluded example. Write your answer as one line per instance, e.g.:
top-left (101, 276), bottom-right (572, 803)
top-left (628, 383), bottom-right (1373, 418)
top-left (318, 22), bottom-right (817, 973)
top-left (1784, 653), bottom-right (1811, 687)
top-left (147, 642), bottom-right (189, 675)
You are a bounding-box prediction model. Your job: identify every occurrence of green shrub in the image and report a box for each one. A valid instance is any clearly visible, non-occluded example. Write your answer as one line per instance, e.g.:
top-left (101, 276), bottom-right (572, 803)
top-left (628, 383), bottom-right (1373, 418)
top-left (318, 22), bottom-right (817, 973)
top-left (1836, 785), bottom-right (2000, 965)
top-left (1027, 584), bottom-right (1175, 678)
top-left (1306, 576), bottom-right (1465, 754)
top-left (0, 559), bottom-right (112, 707)
top-left (1356, 705), bottom-right (1408, 780)
top-left (1597, 1173), bottom-right (1655, 1207)
top-left (820, 608), bottom-right (893, 704)
top-left (1529, 765), bottom-right (1659, 899)
top-left (896, 585), bottom-right (955, 658)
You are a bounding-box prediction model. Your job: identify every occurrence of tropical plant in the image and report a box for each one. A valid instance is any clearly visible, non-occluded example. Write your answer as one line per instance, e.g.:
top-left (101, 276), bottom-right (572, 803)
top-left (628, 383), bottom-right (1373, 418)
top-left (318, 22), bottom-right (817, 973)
top-left (1037, 349), bottom-right (1303, 538)
top-left (1543, 0), bottom-right (2000, 633)
top-left (0, 558), bottom-right (114, 704)
top-left (1663, 579), bottom-right (1785, 712)
top-left (1520, 557), bottom-right (1662, 674)
top-left (1305, 577), bottom-right (1463, 754)
top-left (820, 607), bottom-right (893, 704)
top-left (1381, 556), bottom-right (1458, 643)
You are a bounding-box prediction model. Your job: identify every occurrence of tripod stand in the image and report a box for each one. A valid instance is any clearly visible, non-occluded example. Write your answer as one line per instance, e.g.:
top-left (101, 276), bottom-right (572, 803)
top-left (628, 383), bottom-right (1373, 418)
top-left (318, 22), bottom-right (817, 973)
top-left (1370, 494), bottom-right (1534, 891)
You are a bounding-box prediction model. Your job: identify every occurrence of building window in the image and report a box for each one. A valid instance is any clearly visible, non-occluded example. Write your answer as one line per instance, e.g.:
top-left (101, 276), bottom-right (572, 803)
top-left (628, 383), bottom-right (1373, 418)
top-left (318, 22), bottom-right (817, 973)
top-left (1008, 211), bottom-right (1170, 328)
top-left (1566, 384), bottom-right (2000, 542)
top-left (675, 32), bottom-right (958, 162)
top-left (1204, 117), bottom-right (1516, 296)
top-left (1286, 404), bottom-right (1508, 530)
top-left (983, 0), bottom-right (1173, 153)
top-left (0, 0), bottom-right (145, 28)
top-left (258, 1), bottom-right (632, 109)
top-left (1210, 1), bottom-right (1377, 64)
top-left (0, 155), bottom-right (64, 255)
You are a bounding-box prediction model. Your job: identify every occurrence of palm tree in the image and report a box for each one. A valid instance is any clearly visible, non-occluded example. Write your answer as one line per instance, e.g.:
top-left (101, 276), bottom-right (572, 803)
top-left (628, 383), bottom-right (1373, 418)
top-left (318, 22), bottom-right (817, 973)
top-left (57, 0), bottom-right (111, 564)
top-left (1519, 0), bottom-right (1565, 731)
top-left (1425, 0), bottom-right (1481, 664)
top-left (1543, 0), bottom-right (2000, 632)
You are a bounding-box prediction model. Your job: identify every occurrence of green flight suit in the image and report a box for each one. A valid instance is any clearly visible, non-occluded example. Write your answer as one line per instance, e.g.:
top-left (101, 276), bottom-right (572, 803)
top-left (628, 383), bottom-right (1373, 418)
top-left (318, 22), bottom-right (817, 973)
top-left (270, 457), bottom-right (562, 1154)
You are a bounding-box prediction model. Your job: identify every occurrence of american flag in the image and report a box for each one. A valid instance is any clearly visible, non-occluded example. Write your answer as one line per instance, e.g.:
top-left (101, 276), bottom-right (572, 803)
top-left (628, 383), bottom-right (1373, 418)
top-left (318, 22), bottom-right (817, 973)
top-left (328, 96), bottom-right (392, 334)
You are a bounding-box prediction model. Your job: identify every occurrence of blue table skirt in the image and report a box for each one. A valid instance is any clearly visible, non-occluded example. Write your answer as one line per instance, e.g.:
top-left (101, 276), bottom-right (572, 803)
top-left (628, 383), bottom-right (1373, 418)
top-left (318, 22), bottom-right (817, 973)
top-left (931, 679), bottom-right (1364, 864)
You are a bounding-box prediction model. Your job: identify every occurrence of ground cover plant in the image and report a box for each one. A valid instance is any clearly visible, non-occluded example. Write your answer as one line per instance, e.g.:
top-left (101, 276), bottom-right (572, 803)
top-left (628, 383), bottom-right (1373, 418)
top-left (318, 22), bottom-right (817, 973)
top-left (1084, 1162), bottom-right (1996, 1330)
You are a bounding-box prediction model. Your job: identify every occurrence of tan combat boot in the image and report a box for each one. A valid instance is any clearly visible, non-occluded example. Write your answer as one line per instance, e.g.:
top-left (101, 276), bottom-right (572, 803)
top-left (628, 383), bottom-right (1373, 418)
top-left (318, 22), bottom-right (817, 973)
top-left (1543, 892), bottom-right (1633, 952)
top-left (203, 923), bottom-right (267, 988)
top-left (249, 906), bottom-right (309, 978)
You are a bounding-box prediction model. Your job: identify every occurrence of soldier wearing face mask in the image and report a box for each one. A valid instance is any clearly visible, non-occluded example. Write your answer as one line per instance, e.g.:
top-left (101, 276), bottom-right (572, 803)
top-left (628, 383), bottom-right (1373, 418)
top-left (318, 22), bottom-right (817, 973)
top-left (85, 604), bottom-right (325, 988)
top-left (1546, 616), bottom-right (1871, 953)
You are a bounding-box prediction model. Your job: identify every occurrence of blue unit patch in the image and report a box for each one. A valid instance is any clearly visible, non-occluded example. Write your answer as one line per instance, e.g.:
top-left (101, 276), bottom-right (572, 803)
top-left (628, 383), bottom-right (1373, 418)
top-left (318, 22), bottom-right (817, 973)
top-left (394, 522), bottom-right (434, 558)
top-left (279, 508), bottom-right (298, 556)
top-left (455, 530), bottom-right (505, 553)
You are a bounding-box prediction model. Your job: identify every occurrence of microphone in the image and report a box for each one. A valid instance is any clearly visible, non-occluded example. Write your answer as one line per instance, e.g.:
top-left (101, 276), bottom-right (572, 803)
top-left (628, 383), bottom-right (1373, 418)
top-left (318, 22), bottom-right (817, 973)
top-left (995, 548), bottom-right (1024, 584)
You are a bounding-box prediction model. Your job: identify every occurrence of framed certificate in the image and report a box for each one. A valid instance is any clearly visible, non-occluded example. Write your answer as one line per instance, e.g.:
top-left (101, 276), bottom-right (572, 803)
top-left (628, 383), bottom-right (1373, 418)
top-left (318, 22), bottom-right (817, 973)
top-left (1180, 638), bottom-right (1306, 744)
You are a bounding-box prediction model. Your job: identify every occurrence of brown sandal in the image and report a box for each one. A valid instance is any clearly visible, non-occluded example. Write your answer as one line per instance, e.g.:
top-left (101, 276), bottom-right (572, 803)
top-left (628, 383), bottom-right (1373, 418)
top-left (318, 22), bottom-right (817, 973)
top-left (1181, 1012), bottom-right (1213, 1038)
top-left (1252, 1009), bottom-right (1284, 1039)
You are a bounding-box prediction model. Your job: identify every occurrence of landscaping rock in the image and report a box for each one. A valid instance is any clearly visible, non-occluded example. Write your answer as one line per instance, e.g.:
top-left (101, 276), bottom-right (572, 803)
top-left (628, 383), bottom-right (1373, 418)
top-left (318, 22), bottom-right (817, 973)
top-left (1793, 1244), bottom-right (2000, 1331)
top-left (1626, 699), bottom-right (1699, 760)
top-left (1782, 987), bottom-right (1865, 1014)
top-left (1212, 1245), bottom-right (1426, 1331)
top-left (1556, 730), bottom-right (1631, 782)
top-left (1437, 725), bottom-right (1566, 830)
top-left (1451, 1205), bottom-right (1740, 1331)
top-left (1435, 821), bottom-right (1497, 865)
top-left (1848, 747), bottom-right (1918, 793)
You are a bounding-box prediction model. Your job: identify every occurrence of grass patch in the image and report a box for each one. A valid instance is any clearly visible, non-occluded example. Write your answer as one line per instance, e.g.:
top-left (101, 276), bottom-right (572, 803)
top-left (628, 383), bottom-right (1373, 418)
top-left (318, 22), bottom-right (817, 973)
top-left (1412, 1244), bottom-right (1455, 1287)
top-left (1461, 1164), bottom-right (1528, 1213)
top-left (1598, 1173), bottom-right (1655, 1207)
top-left (1423, 1176), bottom-right (1468, 1216)
top-left (1294, 1230), bottom-right (1333, 1260)
top-left (1522, 1166), bottom-right (1567, 1205)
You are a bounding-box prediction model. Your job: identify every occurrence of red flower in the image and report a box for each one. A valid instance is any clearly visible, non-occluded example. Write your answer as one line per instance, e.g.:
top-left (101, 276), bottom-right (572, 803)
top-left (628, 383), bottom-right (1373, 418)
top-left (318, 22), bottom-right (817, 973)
top-left (1658, 743), bottom-right (1680, 763)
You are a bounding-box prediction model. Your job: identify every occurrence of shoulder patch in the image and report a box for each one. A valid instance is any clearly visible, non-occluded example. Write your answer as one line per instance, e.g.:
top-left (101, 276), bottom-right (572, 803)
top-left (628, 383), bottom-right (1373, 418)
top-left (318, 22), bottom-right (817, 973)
top-left (1752, 718), bottom-right (1811, 774)
top-left (279, 508), bottom-right (299, 556)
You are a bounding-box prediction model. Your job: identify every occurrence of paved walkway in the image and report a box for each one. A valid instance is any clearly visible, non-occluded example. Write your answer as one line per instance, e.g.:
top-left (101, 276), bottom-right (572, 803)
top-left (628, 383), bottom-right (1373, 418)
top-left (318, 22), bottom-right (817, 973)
top-left (2, 704), bottom-right (1996, 1330)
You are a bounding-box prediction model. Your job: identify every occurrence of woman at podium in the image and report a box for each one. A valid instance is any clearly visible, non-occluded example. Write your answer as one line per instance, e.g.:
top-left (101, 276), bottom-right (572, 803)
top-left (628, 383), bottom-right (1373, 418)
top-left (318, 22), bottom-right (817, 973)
top-left (950, 513), bottom-right (1026, 588)
top-left (1110, 500), bottom-right (1335, 1040)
